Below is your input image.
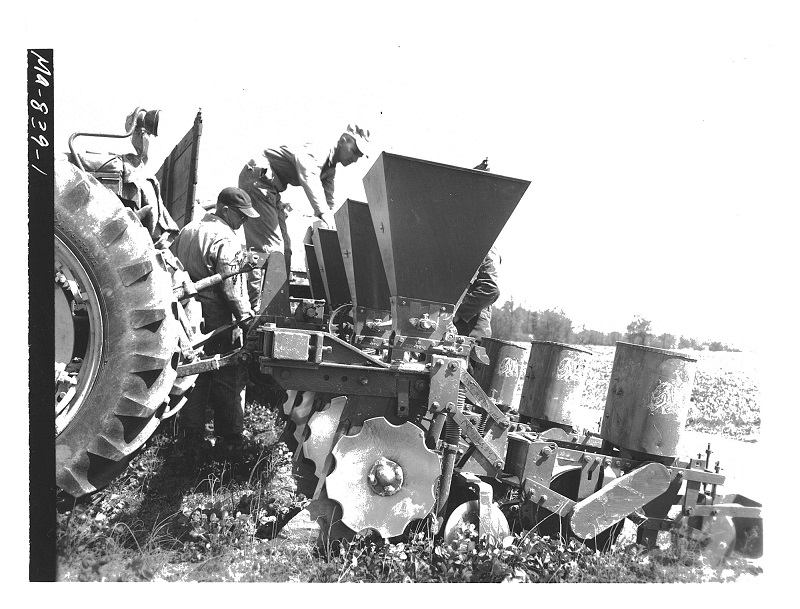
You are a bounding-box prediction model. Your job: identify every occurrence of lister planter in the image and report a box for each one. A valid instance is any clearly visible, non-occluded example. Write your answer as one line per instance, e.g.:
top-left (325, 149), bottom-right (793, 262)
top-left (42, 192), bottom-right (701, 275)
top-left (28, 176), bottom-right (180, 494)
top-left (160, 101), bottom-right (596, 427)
top-left (245, 153), bottom-right (762, 563)
top-left (55, 113), bottom-right (762, 564)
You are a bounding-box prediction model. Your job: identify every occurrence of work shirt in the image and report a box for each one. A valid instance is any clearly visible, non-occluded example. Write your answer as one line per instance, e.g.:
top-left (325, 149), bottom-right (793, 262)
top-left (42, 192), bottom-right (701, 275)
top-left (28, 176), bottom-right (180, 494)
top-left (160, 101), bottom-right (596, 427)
top-left (456, 246), bottom-right (501, 325)
top-left (241, 142), bottom-right (336, 254)
top-left (267, 143), bottom-right (336, 214)
top-left (171, 212), bottom-right (252, 321)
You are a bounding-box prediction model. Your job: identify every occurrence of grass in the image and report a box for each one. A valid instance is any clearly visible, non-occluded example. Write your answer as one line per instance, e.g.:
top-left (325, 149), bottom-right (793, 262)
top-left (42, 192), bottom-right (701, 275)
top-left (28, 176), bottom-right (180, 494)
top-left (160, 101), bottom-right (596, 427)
top-left (56, 451), bottom-right (762, 583)
top-left (55, 352), bottom-right (763, 582)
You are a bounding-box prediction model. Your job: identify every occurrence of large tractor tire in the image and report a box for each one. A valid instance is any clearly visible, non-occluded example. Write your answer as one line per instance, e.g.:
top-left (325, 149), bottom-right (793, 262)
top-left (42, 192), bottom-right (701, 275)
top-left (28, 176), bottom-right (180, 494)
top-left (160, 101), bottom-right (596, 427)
top-left (55, 160), bottom-right (180, 497)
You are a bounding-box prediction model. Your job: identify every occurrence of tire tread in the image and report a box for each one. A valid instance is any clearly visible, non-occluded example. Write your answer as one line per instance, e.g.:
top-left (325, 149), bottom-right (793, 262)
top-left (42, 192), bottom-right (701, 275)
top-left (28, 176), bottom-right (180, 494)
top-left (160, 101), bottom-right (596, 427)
top-left (55, 161), bottom-right (180, 497)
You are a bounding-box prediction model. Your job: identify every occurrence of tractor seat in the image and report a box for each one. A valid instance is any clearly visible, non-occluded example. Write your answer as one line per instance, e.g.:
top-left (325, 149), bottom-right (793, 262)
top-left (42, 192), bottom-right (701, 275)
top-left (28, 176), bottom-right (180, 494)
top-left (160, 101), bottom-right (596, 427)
top-left (71, 150), bottom-right (125, 174)
top-left (70, 151), bottom-right (125, 195)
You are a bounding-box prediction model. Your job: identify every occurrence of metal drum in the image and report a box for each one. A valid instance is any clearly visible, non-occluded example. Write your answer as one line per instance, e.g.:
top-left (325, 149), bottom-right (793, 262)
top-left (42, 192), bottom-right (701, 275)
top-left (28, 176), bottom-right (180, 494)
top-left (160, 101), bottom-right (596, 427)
top-left (600, 342), bottom-right (697, 459)
top-left (518, 341), bottom-right (592, 429)
top-left (471, 337), bottom-right (526, 412)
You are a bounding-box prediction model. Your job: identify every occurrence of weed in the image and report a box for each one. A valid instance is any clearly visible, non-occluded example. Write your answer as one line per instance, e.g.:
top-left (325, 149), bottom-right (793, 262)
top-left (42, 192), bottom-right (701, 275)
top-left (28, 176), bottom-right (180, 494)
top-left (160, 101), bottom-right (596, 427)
top-left (56, 381), bottom-right (762, 582)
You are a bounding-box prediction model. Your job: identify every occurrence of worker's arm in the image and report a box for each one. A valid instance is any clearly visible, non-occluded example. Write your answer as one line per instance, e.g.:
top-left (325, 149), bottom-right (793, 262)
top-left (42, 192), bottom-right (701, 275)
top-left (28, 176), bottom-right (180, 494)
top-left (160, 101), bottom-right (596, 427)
top-left (212, 239), bottom-right (254, 321)
top-left (294, 147), bottom-right (334, 218)
top-left (320, 171), bottom-right (336, 209)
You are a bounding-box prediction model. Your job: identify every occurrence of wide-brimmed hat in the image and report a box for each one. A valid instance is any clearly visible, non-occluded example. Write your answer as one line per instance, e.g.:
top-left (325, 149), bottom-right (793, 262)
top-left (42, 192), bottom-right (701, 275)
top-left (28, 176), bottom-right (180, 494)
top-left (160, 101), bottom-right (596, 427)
top-left (344, 124), bottom-right (372, 158)
top-left (218, 186), bottom-right (259, 218)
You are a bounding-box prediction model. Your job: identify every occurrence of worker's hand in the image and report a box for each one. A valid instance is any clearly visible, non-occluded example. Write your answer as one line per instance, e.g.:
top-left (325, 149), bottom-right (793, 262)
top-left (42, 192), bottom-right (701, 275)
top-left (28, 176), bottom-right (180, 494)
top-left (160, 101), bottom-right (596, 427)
top-left (316, 211), bottom-right (336, 230)
top-left (236, 311), bottom-right (255, 326)
top-left (232, 312), bottom-right (255, 348)
top-left (235, 311), bottom-right (255, 329)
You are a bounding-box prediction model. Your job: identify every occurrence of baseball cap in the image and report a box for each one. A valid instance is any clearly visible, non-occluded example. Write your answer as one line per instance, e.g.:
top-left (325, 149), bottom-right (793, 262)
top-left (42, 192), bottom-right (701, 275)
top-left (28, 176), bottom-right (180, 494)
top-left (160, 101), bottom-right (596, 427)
top-left (345, 124), bottom-right (372, 158)
top-left (217, 186), bottom-right (259, 218)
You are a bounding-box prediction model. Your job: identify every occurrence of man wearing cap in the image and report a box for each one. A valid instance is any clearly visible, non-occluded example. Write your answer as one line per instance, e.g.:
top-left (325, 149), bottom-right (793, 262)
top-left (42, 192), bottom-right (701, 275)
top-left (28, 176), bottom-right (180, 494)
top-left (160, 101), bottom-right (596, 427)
top-left (238, 124), bottom-right (372, 308)
top-left (171, 187), bottom-right (259, 449)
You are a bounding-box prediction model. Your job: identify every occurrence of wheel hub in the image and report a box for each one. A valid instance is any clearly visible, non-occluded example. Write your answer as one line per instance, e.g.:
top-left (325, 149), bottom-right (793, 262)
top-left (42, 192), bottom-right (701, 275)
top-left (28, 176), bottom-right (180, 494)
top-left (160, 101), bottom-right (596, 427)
top-left (54, 235), bottom-right (104, 434)
top-left (368, 457), bottom-right (404, 496)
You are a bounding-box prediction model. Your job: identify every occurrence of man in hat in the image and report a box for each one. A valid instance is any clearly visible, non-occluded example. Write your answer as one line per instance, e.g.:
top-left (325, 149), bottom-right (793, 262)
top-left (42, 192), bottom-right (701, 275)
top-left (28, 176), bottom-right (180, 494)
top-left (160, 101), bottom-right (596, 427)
top-left (238, 124), bottom-right (372, 308)
top-left (171, 187), bottom-right (259, 449)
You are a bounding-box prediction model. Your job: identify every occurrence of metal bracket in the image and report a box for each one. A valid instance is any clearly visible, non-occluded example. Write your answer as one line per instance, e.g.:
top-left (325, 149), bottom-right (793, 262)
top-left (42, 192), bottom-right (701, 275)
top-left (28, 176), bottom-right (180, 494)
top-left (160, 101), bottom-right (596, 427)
top-left (577, 454), bottom-right (605, 500)
top-left (427, 341), bottom-right (472, 358)
top-left (258, 325), bottom-right (360, 365)
top-left (428, 355), bottom-right (462, 413)
top-left (504, 433), bottom-right (558, 485)
top-left (681, 478), bottom-right (704, 516)
top-left (397, 375), bottom-right (410, 418)
top-left (408, 313), bottom-right (438, 331)
top-left (393, 334), bottom-right (440, 353)
top-left (462, 472), bottom-right (495, 541)
top-left (392, 296), bottom-right (455, 347)
top-left (365, 317), bottom-right (393, 330)
top-left (538, 427), bottom-right (603, 449)
top-left (460, 369), bottom-right (510, 428)
top-left (291, 299), bottom-right (326, 324)
top-left (354, 335), bottom-right (390, 350)
top-left (355, 306), bottom-right (393, 344)
top-left (523, 477), bottom-right (576, 517)
top-left (688, 503), bottom-right (761, 519)
top-left (176, 352), bottom-right (239, 377)
top-left (672, 467), bottom-right (725, 485)
top-left (451, 406), bottom-right (504, 471)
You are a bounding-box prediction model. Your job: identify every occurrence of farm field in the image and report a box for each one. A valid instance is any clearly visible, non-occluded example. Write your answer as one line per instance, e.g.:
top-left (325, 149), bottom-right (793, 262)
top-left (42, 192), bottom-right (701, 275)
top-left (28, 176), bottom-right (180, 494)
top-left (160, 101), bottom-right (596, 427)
top-left (54, 345), bottom-right (762, 583)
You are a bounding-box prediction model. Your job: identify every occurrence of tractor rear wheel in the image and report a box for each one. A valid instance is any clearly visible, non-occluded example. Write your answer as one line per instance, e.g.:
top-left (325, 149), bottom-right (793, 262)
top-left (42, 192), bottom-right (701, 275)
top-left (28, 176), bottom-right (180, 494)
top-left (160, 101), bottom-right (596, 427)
top-left (55, 160), bottom-right (180, 497)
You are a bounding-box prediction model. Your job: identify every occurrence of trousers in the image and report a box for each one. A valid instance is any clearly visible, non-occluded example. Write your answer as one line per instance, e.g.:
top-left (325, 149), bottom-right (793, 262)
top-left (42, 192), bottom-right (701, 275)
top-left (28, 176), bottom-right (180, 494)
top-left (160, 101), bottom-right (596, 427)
top-left (238, 162), bottom-right (292, 309)
top-left (180, 302), bottom-right (247, 437)
top-left (455, 310), bottom-right (492, 340)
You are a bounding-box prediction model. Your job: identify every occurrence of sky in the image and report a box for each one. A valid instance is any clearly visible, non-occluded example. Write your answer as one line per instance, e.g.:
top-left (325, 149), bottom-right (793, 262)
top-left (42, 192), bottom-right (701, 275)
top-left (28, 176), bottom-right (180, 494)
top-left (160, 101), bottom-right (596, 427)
top-left (16, 1), bottom-right (800, 350)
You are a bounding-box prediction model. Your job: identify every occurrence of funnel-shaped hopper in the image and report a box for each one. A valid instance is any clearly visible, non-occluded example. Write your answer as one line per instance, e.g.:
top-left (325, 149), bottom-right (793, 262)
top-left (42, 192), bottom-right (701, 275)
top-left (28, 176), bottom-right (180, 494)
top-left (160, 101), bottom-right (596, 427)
top-left (311, 228), bottom-right (351, 308)
top-left (363, 153), bottom-right (530, 306)
top-left (334, 199), bottom-right (393, 346)
top-left (334, 199), bottom-right (392, 312)
top-left (304, 243), bottom-right (326, 302)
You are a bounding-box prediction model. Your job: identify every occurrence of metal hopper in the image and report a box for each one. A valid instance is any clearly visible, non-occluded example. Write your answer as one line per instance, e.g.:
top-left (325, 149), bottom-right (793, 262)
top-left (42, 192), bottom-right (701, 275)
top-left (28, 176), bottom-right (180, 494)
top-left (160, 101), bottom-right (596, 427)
top-left (311, 227), bottom-right (351, 309)
top-left (362, 152), bottom-right (530, 348)
top-left (304, 243), bottom-right (327, 302)
top-left (333, 199), bottom-right (393, 348)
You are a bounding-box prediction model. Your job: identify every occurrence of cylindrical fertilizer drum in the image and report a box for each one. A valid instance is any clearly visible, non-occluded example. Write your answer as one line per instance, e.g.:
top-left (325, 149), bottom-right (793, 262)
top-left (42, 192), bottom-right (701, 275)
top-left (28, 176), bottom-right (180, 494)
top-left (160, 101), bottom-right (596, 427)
top-left (600, 342), bottom-right (697, 458)
top-left (471, 338), bottom-right (526, 412)
top-left (518, 341), bottom-right (592, 428)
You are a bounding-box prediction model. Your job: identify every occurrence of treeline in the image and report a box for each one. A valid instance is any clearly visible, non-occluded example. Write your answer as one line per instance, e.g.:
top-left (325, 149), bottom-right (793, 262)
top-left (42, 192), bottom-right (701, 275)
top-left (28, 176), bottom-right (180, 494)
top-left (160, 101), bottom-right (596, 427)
top-left (490, 301), bottom-right (740, 352)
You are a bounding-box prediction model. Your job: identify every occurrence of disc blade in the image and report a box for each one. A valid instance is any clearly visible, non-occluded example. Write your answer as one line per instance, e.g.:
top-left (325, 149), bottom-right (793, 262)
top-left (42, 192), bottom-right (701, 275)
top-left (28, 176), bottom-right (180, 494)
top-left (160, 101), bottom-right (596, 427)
top-left (443, 500), bottom-right (510, 546)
